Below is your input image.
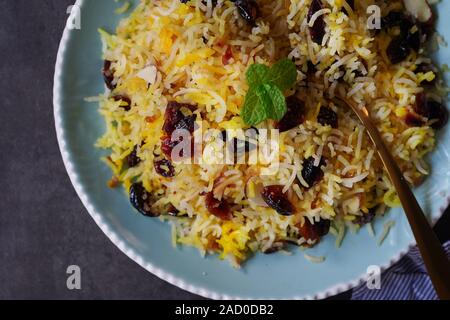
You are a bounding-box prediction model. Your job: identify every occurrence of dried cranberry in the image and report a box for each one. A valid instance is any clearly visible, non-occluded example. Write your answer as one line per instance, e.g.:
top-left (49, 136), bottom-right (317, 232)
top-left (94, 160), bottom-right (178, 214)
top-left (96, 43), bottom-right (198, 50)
top-left (384, 14), bottom-right (424, 64)
top-left (129, 183), bottom-right (160, 217)
top-left (261, 185), bottom-right (294, 216)
top-left (386, 36), bottom-right (411, 64)
top-left (162, 102), bottom-right (197, 135)
top-left (162, 103), bottom-right (183, 135)
top-left (414, 92), bottom-right (429, 117)
top-left (301, 157), bottom-right (326, 189)
top-left (205, 192), bottom-right (233, 221)
top-left (127, 145), bottom-right (141, 168)
top-left (154, 158), bottom-right (176, 178)
top-left (298, 219), bottom-right (330, 241)
top-left (427, 100), bottom-right (449, 129)
top-left (276, 97), bottom-right (306, 132)
top-left (103, 60), bottom-right (116, 90)
top-left (235, 0), bottom-right (260, 27)
top-left (222, 46), bottom-right (233, 65)
top-left (113, 95), bottom-right (132, 111)
top-left (381, 11), bottom-right (425, 65)
top-left (308, 0), bottom-right (326, 44)
top-left (161, 102), bottom-right (197, 159)
top-left (317, 106), bottom-right (338, 128)
top-left (413, 93), bottom-right (448, 129)
top-left (315, 219), bottom-right (331, 237)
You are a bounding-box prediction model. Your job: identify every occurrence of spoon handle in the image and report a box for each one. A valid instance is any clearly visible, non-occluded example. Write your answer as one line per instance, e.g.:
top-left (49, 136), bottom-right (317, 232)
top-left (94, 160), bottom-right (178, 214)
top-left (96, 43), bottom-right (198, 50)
top-left (340, 98), bottom-right (450, 300)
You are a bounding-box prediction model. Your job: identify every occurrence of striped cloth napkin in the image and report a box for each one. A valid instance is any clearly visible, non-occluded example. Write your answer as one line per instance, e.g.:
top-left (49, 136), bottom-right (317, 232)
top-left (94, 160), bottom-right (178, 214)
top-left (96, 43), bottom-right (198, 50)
top-left (352, 241), bottom-right (450, 300)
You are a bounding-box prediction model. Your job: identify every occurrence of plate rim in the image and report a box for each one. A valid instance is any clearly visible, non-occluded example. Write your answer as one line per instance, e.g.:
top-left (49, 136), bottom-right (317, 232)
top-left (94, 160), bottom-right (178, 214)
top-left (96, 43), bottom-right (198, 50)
top-left (53, 0), bottom-right (450, 300)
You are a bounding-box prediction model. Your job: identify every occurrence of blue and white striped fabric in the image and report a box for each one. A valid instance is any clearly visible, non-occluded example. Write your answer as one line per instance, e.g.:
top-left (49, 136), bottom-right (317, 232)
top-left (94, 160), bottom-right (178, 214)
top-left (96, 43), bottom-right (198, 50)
top-left (352, 241), bottom-right (450, 300)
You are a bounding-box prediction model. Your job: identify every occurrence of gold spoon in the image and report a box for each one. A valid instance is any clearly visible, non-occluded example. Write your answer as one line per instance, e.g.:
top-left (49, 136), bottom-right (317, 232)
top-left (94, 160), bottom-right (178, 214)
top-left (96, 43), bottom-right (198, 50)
top-left (337, 96), bottom-right (450, 300)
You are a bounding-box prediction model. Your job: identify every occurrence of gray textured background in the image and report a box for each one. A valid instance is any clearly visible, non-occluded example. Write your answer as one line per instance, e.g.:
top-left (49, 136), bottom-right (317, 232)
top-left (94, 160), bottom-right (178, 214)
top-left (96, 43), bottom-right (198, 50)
top-left (0, 0), bottom-right (448, 300)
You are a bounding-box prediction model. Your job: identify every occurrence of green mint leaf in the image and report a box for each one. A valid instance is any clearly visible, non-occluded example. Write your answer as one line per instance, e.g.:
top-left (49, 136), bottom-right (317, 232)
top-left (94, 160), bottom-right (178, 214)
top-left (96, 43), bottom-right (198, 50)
top-left (241, 87), bottom-right (269, 126)
top-left (246, 63), bottom-right (270, 88)
top-left (268, 58), bottom-right (298, 92)
top-left (241, 58), bottom-right (297, 126)
top-left (255, 83), bottom-right (287, 121)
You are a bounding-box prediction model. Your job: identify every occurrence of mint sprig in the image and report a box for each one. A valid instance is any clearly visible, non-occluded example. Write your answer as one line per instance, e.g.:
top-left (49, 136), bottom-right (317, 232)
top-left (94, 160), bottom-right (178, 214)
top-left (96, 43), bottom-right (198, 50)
top-left (241, 58), bottom-right (297, 126)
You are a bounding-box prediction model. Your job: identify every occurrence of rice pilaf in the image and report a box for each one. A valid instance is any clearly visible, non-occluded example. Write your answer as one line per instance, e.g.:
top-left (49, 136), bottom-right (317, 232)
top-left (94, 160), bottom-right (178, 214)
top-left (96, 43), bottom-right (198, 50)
top-left (95, 0), bottom-right (448, 266)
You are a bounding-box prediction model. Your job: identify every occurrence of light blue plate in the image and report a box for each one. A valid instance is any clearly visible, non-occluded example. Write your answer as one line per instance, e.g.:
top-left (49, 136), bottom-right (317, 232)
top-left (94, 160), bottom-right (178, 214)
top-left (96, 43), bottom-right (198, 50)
top-left (54, 0), bottom-right (450, 299)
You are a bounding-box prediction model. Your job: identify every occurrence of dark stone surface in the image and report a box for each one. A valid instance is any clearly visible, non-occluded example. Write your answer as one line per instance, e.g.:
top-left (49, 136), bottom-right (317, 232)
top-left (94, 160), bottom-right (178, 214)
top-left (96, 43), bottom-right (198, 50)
top-left (0, 0), bottom-right (448, 300)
